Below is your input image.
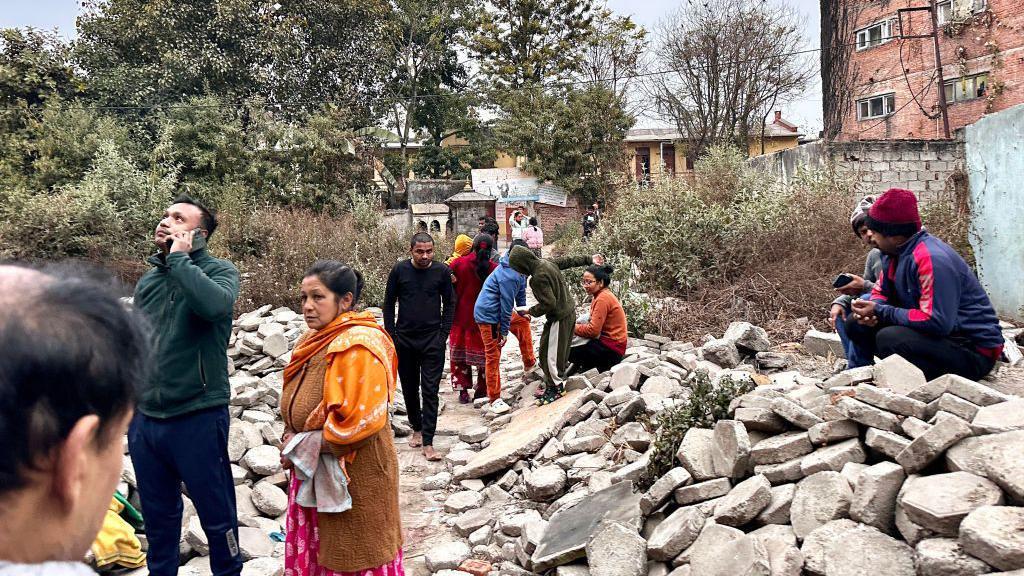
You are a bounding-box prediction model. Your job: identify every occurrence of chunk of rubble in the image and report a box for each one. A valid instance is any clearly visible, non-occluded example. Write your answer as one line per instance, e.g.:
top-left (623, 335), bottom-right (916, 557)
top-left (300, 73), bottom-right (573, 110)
top-left (971, 399), bottom-right (1024, 434)
top-left (872, 354), bottom-right (926, 395)
top-left (713, 474), bottom-right (772, 527)
top-left (849, 461), bottom-right (905, 534)
top-left (895, 413), bottom-right (974, 473)
top-left (675, 428), bottom-right (719, 481)
top-left (531, 481), bottom-right (642, 572)
top-left (914, 538), bottom-right (991, 576)
top-left (585, 521), bottom-right (646, 576)
top-left (710, 420), bottom-right (751, 478)
top-left (646, 506), bottom-right (706, 561)
top-left (900, 471), bottom-right (1003, 537)
top-left (958, 506), bottom-right (1024, 571)
top-left (790, 471), bottom-right (853, 539)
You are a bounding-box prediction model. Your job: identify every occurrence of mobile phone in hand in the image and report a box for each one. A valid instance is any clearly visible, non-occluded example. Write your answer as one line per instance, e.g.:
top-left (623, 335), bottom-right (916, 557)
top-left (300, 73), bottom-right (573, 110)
top-left (833, 273), bottom-right (854, 289)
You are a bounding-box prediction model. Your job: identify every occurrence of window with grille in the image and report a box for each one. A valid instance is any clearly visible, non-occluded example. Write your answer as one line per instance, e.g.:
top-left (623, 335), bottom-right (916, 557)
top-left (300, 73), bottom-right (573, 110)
top-left (857, 93), bottom-right (896, 120)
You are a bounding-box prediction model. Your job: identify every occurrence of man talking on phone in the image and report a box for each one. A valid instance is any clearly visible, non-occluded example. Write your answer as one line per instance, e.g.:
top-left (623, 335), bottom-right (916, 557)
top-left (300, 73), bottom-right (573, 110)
top-left (131, 196), bottom-right (243, 576)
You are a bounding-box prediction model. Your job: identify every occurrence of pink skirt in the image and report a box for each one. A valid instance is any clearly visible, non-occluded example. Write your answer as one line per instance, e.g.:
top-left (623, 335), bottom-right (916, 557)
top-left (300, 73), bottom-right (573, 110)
top-left (285, 477), bottom-right (405, 576)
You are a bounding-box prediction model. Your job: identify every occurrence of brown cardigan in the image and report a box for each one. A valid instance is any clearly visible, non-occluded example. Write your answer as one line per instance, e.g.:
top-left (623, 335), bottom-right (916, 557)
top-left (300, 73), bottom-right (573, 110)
top-left (280, 335), bottom-right (403, 572)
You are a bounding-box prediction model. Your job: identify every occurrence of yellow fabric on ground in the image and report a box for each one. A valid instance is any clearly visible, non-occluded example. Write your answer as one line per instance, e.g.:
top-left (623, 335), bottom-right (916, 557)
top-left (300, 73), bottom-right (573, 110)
top-left (91, 497), bottom-right (147, 569)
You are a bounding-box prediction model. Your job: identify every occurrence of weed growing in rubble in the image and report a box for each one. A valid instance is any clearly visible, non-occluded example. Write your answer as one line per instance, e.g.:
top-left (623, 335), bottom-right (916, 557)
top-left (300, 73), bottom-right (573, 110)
top-left (638, 371), bottom-right (755, 490)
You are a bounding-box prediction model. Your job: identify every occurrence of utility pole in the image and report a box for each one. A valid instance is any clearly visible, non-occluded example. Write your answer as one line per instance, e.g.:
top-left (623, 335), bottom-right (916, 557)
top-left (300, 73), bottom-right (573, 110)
top-left (897, 1), bottom-right (952, 139)
top-left (929, 0), bottom-right (952, 139)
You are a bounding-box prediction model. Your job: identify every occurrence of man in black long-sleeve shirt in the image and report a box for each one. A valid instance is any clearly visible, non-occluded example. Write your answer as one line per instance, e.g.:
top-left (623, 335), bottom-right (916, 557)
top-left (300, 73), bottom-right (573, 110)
top-left (383, 232), bottom-right (455, 461)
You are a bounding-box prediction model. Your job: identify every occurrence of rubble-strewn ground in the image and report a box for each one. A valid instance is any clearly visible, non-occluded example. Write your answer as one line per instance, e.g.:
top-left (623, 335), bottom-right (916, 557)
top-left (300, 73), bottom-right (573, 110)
top-left (117, 297), bottom-right (1024, 576)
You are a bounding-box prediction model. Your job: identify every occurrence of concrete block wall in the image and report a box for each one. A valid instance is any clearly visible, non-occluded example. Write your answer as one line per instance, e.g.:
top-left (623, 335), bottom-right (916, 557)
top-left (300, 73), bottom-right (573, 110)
top-left (748, 139), bottom-right (966, 202)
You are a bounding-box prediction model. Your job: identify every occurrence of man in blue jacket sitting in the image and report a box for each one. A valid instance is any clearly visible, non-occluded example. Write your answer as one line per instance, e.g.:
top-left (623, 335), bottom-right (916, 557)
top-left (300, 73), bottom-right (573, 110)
top-left (846, 188), bottom-right (1004, 381)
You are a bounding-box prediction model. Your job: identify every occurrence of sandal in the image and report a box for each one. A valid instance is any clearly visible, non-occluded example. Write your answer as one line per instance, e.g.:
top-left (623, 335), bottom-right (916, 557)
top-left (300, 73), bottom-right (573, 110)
top-left (459, 390), bottom-right (471, 404)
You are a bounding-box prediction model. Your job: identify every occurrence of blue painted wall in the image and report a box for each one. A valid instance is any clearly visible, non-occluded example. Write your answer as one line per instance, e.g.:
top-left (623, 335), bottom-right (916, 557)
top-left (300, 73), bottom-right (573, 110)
top-left (965, 103), bottom-right (1024, 321)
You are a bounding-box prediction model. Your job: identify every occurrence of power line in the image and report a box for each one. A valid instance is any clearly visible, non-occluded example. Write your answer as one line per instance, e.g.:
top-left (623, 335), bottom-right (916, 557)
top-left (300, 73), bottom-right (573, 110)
top-left (0, 34), bottom-right (905, 114)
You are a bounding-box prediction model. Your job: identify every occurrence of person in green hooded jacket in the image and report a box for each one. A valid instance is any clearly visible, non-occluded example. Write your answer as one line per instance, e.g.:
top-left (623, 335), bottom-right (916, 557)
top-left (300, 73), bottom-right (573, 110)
top-left (508, 246), bottom-right (603, 404)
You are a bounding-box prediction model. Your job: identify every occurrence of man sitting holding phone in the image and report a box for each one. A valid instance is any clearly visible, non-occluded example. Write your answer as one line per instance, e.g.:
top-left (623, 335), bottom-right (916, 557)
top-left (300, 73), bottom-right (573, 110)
top-left (830, 195), bottom-right (883, 368)
top-left (842, 188), bottom-right (1003, 381)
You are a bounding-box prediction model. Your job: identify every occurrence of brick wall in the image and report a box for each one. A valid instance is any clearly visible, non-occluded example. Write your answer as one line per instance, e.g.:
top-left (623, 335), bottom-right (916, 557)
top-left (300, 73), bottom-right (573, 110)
top-left (535, 198), bottom-right (582, 239)
top-left (838, 0), bottom-right (1024, 140)
top-left (749, 139), bottom-right (966, 201)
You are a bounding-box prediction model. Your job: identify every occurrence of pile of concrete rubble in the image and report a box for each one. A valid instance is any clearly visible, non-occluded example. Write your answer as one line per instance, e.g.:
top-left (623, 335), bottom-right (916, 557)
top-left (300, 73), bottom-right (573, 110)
top-left (420, 321), bottom-right (1024, 576)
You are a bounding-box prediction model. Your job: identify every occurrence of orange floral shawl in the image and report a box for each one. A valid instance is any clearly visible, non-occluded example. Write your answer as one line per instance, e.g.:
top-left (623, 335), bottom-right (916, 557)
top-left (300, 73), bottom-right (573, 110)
top-left (283, 311), bottom-right (398, 456)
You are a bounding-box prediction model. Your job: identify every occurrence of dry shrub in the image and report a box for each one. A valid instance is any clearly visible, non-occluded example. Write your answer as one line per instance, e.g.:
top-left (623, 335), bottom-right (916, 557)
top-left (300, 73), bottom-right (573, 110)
top-left (216, 206), bottom-right (407, 312)
top-left (593, 145), bottom-right (868, 341)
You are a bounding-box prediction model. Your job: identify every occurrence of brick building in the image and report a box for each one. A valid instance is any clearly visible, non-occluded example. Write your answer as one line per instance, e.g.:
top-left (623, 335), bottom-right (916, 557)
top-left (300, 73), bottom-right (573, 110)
top-left (837, 0), bottom-right (1024, 140)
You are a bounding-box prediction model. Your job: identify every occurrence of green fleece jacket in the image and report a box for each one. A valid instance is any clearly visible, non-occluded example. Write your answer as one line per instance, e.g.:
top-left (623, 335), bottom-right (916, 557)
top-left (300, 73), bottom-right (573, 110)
top-left (508, 246), bottom-right (592, 321)
top-left (133, 246), bottom-right (239, 418)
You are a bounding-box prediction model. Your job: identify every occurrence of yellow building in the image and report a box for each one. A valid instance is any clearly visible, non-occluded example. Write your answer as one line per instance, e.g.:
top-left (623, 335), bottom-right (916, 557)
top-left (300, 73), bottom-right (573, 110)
top-left (624, 111), bottom-right (803, 185)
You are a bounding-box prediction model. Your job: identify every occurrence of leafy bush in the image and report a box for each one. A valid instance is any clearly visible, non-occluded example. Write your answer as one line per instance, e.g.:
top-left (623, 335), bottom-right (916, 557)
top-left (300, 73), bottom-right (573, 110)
top-left (638, 371), bottom-right (755, 490)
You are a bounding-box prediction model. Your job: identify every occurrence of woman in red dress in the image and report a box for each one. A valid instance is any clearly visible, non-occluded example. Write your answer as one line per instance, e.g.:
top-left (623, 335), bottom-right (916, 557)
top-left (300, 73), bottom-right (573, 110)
top-left (448, 234), bottom-right (498, 403)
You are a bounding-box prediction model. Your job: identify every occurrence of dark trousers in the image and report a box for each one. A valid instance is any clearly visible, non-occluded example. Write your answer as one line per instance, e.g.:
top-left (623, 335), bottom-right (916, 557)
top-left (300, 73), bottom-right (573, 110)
top-left (569, 338), bottom-right (624, 375)
top-left (396, 333), bottom-right (445, 446)
top-left (843, 319), bottom-right (996, 381)
top-left (128, 406), bottom-right (242, 576)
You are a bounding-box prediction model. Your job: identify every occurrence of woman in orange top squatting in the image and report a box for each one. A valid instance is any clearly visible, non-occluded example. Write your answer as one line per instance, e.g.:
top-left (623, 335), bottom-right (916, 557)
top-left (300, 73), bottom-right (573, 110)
top-left (569, 264), bottom-right (628, 374)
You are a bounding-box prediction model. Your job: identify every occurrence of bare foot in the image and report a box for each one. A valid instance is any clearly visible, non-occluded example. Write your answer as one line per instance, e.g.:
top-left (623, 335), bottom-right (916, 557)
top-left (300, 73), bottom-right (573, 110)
top-left (423, 445), bottom-right (443, 461)
top-left (409, 432), bottom-right (423, 448)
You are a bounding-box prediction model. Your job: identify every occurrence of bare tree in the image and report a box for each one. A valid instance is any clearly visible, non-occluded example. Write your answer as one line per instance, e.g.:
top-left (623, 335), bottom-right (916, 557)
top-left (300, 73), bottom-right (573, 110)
top-left (644, 0), bottom-right (815, 157)
top-left (578, 7), bottom-right (647, 109)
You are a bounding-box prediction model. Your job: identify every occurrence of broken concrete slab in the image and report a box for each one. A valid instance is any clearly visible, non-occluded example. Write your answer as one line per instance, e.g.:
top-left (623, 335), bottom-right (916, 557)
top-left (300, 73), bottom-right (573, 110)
top-left (674, 478), bottom-right (732, 506)
top-left (981, 430), bottom-right (1024, 503)
top-left (894, 475), bottom-right (938, 546)
top-left (958, 506), bottom-right (1024, 571)
top-left (531, 481), bottom-right (642, 572)
top-left (754, 457), bottom-right (805, 486)
top-left (610, 364), bottom-right (642, 391)
top-left (711, 420), bottom-right (751, 478)
top-left (836, 397), bottom-right (901, 433)
top-left (854, 384), bottom-right (928, 418)
top-left (935, 393), bottom-right (982, 422)
top-left (713, 474), bottom-right (772, 527)
top-left (864, 428), bottom-right (912, 460)
top-left (971, 399), bottom-right (1024, 434)
top-left (456, 389), bottom-right (586, 480)
top-left (808, 420), bottom-right (859, 446)
top-left (525, 465), bottom-right (568, 502)
top-left (901, 416), bottom-right (931, 439)
top-left (800, 438), bottom-right (866, 476)
top-left (896, 413), bottom-right (974, 473)
top-left (586, 521), bottom-right (646, 576)
top-left (640, 467), bottom-right (692, 515)
top-left (701, 338), bottom-right (741, 369)
top-left (900, 472), bottom-right (1004, 537)
top-left (681, 524), bottom-right (753, 575)
top-left (914, 538), bottom-right (992, 576)
top-left (873, 354), bottom-right (927, 395)
top-left (819, 522), bottom-right (915, 576)
top-left (803, 330), bottom-right (845, 358)
top-left (735, 407), bottom-right (789, 433)
top-left (850, 461), bottom-right (905, 535)
top-left (943, 374), bottom-right (1010, 406)
top-left (754, 483), bottom-right (796, 526)
top-left (725, 321), bottom-right (771, 353)
top-left (800, 519), bottom-right (859, 574)
top-left (771, 397), bottom-right (824, 430)
top-left (790, 471), bottom-right (853, 540)
top-left (646, 506), bottom-right (706, 562)
top-left (751, 432), bottom-right (814, 466)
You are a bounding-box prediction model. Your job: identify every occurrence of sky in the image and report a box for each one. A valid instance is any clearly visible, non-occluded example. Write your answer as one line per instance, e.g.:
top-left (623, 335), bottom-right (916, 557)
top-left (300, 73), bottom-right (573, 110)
top-left (1, 0), bottom-right (824, 135)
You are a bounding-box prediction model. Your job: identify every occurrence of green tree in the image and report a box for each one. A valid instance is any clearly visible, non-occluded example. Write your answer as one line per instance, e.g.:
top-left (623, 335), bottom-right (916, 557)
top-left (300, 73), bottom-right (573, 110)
top-left (75, 0), bottom-right (392, 122)
top-left (471, 0), bottom-right (596, 92)
top-left (498, 85), bottom-right (633, 203)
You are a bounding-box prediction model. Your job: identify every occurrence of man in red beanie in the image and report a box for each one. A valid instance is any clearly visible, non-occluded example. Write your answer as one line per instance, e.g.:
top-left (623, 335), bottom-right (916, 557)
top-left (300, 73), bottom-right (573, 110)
top-left (845, 188), bottom-right (1004, 381)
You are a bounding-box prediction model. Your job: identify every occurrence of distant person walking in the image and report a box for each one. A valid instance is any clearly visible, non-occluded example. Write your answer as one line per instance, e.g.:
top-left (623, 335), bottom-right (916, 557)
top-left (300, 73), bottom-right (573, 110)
top-left (508, 210), bottom-right (529, 242)
top-left (449, 234), bottom-right (498, 404)
top-left (582, 203), bottom-right (600, 240)
top-left (130, 196), bottom-right (243, 576)
top-left (383, 232), bottom-right (454, 461)
top-left (523, 217), bottom-right (544, 258)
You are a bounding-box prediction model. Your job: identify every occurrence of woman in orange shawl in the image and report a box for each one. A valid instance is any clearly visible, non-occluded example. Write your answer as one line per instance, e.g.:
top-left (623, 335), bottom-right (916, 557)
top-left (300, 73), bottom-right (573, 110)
top-left (280, 260), bottom-right (403, 576)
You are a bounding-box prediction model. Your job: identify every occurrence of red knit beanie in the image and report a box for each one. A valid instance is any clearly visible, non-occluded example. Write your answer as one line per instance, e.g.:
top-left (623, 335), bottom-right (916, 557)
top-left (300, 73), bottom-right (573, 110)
top-left (865, 188), bottom-right (922, 237)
